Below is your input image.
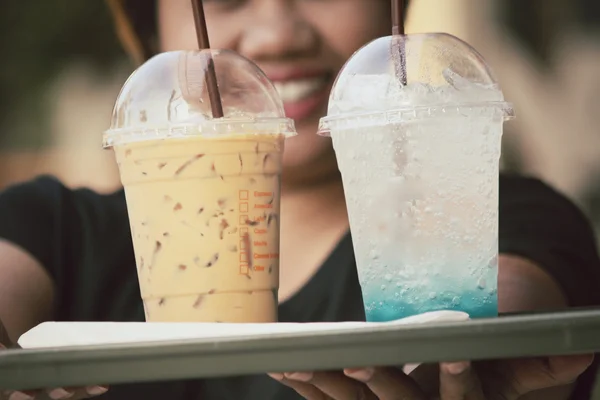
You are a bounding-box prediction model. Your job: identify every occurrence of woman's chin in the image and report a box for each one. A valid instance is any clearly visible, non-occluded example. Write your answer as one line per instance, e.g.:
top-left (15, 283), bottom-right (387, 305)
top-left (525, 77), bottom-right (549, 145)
top-left (281, 133), bottom-right (338, 183)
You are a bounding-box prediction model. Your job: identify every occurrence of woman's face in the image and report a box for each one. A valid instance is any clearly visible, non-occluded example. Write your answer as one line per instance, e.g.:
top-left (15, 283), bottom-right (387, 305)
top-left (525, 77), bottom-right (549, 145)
top-left (158, 0), bottom-right (390, 183)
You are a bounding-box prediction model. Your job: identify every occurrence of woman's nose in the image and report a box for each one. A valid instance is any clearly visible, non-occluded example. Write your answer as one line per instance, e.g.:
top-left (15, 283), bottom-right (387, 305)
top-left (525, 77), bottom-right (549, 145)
top-left (239, 2), bottom-right (317, 60)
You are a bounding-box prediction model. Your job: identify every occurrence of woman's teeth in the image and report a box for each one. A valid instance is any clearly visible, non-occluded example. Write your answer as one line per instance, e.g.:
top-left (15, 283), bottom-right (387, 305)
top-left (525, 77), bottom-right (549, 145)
top-left (273, 77), bottom-right (328, 103)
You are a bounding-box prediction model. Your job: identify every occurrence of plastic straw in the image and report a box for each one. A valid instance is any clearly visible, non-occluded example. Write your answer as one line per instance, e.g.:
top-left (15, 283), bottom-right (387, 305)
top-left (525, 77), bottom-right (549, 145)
top-left (191, 0), bottom-right (224, 118)
top-left (392, 0), bottom-right (405, 35)
top-left (392, 0), bottom-right (407, 86)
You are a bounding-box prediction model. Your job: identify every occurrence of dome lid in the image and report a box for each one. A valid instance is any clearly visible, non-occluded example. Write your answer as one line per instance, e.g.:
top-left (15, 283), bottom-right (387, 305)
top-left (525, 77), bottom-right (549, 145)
top-left (104, 50), bottom-right (296, 147)
top-left (318, 33), bottom-right (514, 135)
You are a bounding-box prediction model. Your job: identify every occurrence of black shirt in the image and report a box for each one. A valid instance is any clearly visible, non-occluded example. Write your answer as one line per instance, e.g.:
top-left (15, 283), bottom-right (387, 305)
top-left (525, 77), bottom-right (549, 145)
top-left (0, 174), bottom-right (599, 399)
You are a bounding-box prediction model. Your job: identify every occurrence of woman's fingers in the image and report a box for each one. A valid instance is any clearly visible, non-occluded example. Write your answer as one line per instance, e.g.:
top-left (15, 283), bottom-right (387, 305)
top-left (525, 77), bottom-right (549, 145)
top-left (83, 387), bottom-right (108, 397)
top-left (439, 361), bottom-right (485, 400)
top-left (2, 391), bottom-right (40, 400)
top-left (281, 371), bottom-right (372, 400)
top-left (345, 367), bottom-right (427, 400)
top-left (49, 386), bottom-right (109, 400)
top-left (1, 339), bottom-right (108, 400)
top-left (269, 354), bottom-right (594, 400)
top-left (293, 371), bottom-right (373, 400)
top-left (474, 354), bottom-right (594, 400)
top-left (492, 354), bottom-right (593, 397)
top-left (3, 391), bottom-right (35, 400)
top-left (1, 389), bottom-right (36, 400)
top-left (539, 354), bottom-right (594, 387)
top-left (268, 373), bottom-right (331, 400)
top-left (0, 386), bottom-right (108, 400)
top-left (45, 388), bottom-right (73, 400)
top-left (270, 367), bottom-right (428, 400)
top-left (269, 371), bottom-right (372, 400)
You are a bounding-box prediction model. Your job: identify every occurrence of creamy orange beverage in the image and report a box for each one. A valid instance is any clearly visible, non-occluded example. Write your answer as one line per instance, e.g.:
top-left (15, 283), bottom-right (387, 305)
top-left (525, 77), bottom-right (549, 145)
top-left (104, 50), bottom-right (296, 322)
top-left (114, 134), bottom-right (284, 322)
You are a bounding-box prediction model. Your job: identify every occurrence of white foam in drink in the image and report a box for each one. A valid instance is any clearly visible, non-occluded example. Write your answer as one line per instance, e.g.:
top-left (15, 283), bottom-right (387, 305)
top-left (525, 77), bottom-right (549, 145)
top-left (319, 33), bottom-right (514, 321)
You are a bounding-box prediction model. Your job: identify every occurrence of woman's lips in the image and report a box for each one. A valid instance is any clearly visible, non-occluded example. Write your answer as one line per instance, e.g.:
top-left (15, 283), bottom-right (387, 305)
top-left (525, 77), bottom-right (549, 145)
top-left (267, 71), bottom-right (332, 121)
top-left (274, 77), bottom-right (331, 120)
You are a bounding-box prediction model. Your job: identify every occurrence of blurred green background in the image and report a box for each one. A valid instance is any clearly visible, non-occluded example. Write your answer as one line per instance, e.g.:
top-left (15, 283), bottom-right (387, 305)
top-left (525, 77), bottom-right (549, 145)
top-left (0, 0), bottom-right (124, 148)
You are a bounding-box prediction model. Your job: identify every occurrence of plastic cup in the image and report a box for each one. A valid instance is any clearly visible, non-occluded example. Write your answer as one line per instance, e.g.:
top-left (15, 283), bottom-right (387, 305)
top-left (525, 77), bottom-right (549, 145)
top-left (104, 50), bottom-right (296, 323)
top-left (318, 33), bottom-right (514, 322)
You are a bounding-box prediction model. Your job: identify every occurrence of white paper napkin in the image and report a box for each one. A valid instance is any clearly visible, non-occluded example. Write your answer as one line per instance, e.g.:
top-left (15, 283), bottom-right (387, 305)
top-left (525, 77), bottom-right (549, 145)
top-left (18, 310), bottom-right (469, 349)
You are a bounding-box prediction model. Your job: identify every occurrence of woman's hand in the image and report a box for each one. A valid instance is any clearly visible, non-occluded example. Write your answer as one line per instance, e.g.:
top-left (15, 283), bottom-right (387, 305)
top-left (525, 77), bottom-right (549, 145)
top-left (0, 320), bottom-right (108, 400)
top-left (269, 354), bottom-right (594, 399)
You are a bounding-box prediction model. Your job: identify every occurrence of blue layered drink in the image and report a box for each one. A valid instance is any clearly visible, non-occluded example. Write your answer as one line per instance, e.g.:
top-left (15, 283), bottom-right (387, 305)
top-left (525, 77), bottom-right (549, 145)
top-left (318, 33), bottom-right (513, 321)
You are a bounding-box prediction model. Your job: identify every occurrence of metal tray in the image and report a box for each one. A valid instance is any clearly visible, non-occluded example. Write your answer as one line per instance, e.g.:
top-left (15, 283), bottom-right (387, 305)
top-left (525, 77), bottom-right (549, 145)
top-left (2, 309), bottom-right (600, 390)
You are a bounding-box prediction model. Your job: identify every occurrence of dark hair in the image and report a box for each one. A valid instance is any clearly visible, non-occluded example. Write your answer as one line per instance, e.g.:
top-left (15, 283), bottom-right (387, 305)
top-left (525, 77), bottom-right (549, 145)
top-left (124, 0), bottom-right (157, 48)
top-left (108, 0), bottom-right (157, 64)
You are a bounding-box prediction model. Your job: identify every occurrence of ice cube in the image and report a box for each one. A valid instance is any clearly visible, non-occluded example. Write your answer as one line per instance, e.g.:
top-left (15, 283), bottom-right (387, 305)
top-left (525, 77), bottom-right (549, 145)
top-left (442, 68), bottom-right (503, 103)
top-left (334, 74), bottom-right (396, 113)
top-left (443, 68), bottom-right (474, 91)
top-left (397, 82), bottom-right (436, 106)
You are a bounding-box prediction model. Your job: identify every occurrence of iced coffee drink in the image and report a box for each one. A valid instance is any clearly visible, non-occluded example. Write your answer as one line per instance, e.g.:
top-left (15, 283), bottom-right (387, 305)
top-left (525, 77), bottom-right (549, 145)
top-left (104, 50), bottom-right (296, 322)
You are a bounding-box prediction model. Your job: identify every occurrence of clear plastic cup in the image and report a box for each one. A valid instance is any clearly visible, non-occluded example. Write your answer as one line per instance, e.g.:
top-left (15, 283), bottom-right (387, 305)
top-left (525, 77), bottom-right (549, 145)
top-left (318, 33), bottom-right (514, 322)
top-left (104, 50), bottom-right (296, 323)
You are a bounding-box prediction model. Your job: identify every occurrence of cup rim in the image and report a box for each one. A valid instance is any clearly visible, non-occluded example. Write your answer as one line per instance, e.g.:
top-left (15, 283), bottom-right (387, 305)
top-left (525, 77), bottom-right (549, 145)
top-left (103, 117), bottom-right (296, 148)
top-left (317, 101), bottom-right (515, 137)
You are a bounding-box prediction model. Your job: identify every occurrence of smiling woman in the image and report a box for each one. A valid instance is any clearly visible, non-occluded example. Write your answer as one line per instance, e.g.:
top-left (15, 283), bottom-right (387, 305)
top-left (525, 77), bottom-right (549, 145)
top-left (0, 1), bottom-right (600, 400)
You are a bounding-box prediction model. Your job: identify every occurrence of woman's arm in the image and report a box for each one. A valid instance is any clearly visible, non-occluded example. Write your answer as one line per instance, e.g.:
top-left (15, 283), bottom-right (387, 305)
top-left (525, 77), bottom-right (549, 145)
top-left (0, 177), bottom-right (66, 344)
top-left (0, 176), bottom-right (110, 399)
top-left (0, 240), bottom-right (54, 344)
top-left (496, 175), bottom-right (600, 399)
top-left (498, 253), bottom-right (568, 314)
top-left (499, 175), bottom-right (600, 308)
top-left (497, 254), bottom-right (576, 400)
